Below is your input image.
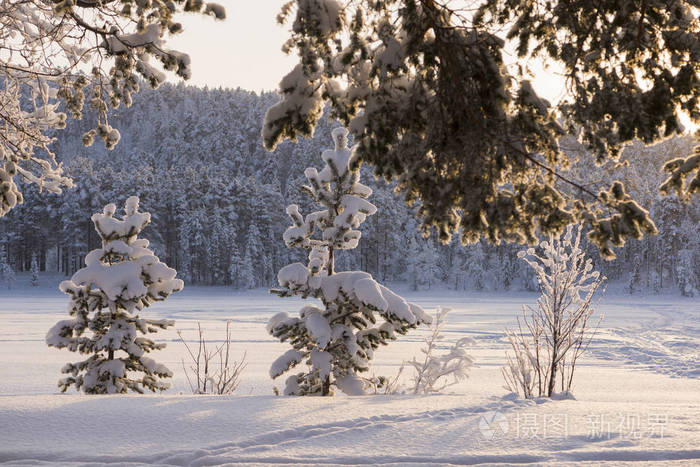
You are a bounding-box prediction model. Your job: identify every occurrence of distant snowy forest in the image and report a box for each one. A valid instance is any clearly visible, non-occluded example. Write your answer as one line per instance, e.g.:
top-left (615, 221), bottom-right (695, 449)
top-left (0, 83), bottom-right (697, 295)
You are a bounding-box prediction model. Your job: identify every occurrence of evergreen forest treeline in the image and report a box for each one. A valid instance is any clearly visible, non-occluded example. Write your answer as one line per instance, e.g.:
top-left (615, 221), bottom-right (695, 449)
top-left (0, 83), bottom-right (697, 295)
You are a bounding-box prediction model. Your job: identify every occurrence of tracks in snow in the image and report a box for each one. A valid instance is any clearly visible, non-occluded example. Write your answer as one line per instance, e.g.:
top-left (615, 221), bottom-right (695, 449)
top-left (591, 304), bottom-right (700, 378)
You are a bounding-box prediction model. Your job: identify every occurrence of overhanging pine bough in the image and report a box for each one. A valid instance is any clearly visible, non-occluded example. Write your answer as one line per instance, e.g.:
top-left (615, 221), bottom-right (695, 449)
top-left (268, 128), bottom-right (431, 396)
top-left (0, 0), bottom-right (225, 218)
top-left (262, 0), bottom-right (699, 259)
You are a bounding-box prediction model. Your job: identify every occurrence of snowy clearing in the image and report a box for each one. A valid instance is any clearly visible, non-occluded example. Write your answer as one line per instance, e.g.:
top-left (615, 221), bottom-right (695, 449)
top-left (1, 278), bottom-right (699, 465)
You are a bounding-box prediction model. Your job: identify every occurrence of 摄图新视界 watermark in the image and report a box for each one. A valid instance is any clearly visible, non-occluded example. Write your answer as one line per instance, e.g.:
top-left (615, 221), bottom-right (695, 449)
top-left (478, 411), bottom-right (669, 440)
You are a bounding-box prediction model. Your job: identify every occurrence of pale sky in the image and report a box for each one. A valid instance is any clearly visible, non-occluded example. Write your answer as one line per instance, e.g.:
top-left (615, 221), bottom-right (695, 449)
top-left (168, 2), bottom-right (567, 101)
top-left (169, 3), bottom-right (694, 132)
top-left (169, 2), bottom-right (297, 92)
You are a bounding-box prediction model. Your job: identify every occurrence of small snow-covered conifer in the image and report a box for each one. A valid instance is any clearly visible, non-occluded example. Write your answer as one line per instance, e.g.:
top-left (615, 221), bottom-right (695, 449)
top-left (228, 245), bottom-right (241, 286)
top-left (627, 256), bottom-right (642, 294)
top-left (30, 253), bottom-right (39, 287)
top-left (406, 238), bottom-right (419, 291)
top-left (0, 248), bottom-right (14, 289)
top-left (46, 196), bottom-right (183, 394)
top-left (241, 248), bottom-right (256, 289)
top-left (268, 128), bottom-right (431, 396)
top-left (677, 249), bottom-right (698, 297)
top-left (466, 245), bottom-right (487, 291)
top-left (415, 240), bottom-right (440, 289)
top-left (406, 239), bottom-right (441, 290)
top-left (244, 224), bottom-right (264, 288)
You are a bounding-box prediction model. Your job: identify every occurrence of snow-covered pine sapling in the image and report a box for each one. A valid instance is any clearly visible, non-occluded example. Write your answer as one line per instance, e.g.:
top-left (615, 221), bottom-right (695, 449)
top-left (46, 196), bottom-right (183, 394)
top-left (502, 225), bottom-right (605, 398)
top-left (30, 253), bottom-right (39, 287)
top-left (409, 308), bottom-right (475, 394)
top-left (268, 128), bottom-right (432, 396)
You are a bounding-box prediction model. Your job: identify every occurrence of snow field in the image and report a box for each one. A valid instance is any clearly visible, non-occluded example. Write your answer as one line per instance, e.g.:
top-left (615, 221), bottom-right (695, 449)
top-left (0, 281), bottom-right (699, 465)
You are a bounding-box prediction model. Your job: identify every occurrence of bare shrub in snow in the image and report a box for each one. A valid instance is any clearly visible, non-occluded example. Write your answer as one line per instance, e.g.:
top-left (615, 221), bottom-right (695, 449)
top-left (361, 364), bottom-right (405, 395)
top-left (503, 226), bottom-right (605, 398)
top-left (409, 308), bottom-right (475, 394)
top-left (361, 308), bottom-right (475, 395)
top-left (46, 196), bottom-right (183, 394)
top-left (178, 321), bottom-right (246, 395)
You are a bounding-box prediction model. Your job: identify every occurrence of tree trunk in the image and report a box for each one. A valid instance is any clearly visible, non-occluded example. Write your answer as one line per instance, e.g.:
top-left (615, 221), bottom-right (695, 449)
top-left (323, 246), bottom-right (334, 396)
top-left (108, 311), bottom-right (115, 362)
top-left (328, 246), bottom-right (334, 276)
top-left (547, 341), bottom-right (558, 397)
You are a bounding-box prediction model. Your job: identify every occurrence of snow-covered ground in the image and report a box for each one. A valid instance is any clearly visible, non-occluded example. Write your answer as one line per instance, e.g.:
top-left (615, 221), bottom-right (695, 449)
top-left (1, 275), bottom-right (699, 465)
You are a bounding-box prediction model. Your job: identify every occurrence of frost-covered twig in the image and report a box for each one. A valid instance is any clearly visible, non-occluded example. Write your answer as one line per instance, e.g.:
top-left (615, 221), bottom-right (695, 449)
top-left (409, 308), bottom-right (475, 394)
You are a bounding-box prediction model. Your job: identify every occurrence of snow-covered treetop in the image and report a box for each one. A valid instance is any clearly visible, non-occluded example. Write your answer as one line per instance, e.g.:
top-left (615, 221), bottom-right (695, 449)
top-left (61, 196), bottom-right (183, 312)
top-left (92, 196), bottom-right (151, 243)
top-left (283, 128), bottom-right (377, 275)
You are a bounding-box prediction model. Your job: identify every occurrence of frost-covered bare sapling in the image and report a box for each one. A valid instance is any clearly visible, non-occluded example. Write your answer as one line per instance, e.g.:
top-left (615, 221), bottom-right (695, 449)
top-left (409, 308), bottom-right (475, 394)
top-left (46, 196), bottom-right (183, 394)
top-left (503, 226), bottom-right (605, 398)
top-left (502, 319), bottom-right (540, 399)
top-left (178, 321), bottom-right (246, 395)
top-left (268, 128), bottom-right (431, 396)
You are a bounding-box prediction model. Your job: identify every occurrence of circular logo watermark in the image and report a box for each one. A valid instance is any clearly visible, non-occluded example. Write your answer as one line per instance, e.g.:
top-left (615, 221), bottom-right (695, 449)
top-left (478, 410), bottom-right (509, 439)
